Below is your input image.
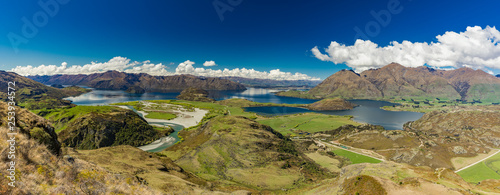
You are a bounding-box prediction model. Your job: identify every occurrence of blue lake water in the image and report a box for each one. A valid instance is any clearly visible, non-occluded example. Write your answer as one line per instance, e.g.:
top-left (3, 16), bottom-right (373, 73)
top-left (66, 88), bottom-right (317, 105)
top-left (244, 100), bottom-right (424, 130)
top-left (67, 88), bottom-right (423, 133)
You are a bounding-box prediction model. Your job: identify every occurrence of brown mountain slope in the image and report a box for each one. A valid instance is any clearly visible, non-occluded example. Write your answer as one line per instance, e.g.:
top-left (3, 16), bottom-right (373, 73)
top-left (27, 71), bottom-right (246, 92)
top-left (361, 63), bottom-right (459, 98)
top-left (303, 63), bottom-right (500, 102)
top-left (0, 71), bottom-right (90, 109)
top-left (308, 69), bottom-right (382, 99)
top-left (436, 67), bottom-right (500, 101)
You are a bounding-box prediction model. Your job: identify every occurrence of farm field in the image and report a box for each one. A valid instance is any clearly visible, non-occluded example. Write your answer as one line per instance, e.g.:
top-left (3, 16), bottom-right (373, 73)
top-left (257, 113), bottom-right (361, 136)
top-left (457, 151), bottom-right (500, 183)
top-left (331, 149), bottom-right (382, 164)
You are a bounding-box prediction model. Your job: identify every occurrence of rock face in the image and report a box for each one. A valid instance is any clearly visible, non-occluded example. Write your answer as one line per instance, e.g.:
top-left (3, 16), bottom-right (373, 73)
top-left (307, 98), bottom-right (356, 111)
top-left (176, 87), bottom-right (215, 102)
top-left (27, 71), bottom-right (247, 92)
top-left (57, 109), bottom-right (167, 149)
top-left (303, 63), bottom-right (500, 101)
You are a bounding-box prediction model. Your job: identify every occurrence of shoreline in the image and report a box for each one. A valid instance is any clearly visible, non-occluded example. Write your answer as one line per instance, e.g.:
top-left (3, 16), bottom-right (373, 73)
top-left (117, 102), bottom-right (209, 152)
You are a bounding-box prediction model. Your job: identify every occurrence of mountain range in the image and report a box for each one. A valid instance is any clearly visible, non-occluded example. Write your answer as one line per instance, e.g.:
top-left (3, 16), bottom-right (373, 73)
top-left (223, 76), bottom-right (321, 88)
top-left (27, 70), bottom-right (246, 92)
top-left (280, 63), bottom-right (500, 102)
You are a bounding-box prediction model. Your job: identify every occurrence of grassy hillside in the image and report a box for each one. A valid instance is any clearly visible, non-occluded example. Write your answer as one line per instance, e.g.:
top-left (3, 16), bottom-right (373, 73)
top-left (303, 161), bottom-right (478, 194)
top-left (161, 115), bottom-right (331, 192)
top-left (0, 71), bottom-right (90, 110)
top-left (67, 145), bottom-right (226, 194)
top-left (0, 104), bottom-right (162, 194)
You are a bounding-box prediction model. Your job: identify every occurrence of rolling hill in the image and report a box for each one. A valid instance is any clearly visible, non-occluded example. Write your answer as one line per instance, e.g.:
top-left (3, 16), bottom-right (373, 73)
top-left (0, 71), bottom-right (90, 110)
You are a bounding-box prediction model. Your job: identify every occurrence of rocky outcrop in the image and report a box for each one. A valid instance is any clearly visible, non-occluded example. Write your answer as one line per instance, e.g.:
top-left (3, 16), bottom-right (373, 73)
top-left (176, 87), bottom-right (215, 102)
top-left (57, 109), bottom-right (168, 150)
top-left (307, 98), bottom-right (356, 111)
top-left (27, 71), bottom-right (247, 92)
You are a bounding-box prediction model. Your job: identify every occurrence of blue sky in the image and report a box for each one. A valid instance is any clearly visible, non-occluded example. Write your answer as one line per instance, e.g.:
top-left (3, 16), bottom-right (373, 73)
top-left (1, 0), bottom-right (500, 79)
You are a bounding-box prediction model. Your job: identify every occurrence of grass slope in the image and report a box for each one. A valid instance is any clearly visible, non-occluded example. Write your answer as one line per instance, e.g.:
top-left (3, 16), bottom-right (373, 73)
top-left (162, 115), bottom-right (331, 192)
top-left (144, 111), bottom-right (177, 120)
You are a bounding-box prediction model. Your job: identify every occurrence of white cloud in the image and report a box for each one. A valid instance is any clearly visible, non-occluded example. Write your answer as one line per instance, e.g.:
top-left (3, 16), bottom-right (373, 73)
top-left (175, 60), bottom-right (320, 80)
top-left (203, 60), bottom-right (217, 66)
top-left (11, 57), bottom-right (319, 80)
top-left (312, 26), bottom-right (500, 72)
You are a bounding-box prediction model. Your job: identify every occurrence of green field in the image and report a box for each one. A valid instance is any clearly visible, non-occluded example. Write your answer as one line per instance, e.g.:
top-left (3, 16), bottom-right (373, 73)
top-left (332, 149), bottom-right (382, 164)
top-left (144, 111), bottom-right (177, 120)
top-left (258, 113), bottom-right (361, 136)
top-left (457, 152), bottom-right (500, 183)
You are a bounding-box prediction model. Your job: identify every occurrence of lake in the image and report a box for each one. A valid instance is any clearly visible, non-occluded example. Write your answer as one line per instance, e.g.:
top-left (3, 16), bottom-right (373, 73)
top-left (244, 100), bottom-right (424, 130)
top-left (67, 88), bottom-right (423, 140)
top-left (66, 87), bottom-right (317, 105)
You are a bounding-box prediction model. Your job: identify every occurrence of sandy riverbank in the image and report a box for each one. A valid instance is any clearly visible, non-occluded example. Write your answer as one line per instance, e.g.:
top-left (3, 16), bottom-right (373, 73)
top-left (116, 103), bottom-right (208, 128)
top-left (117, 102), bottom-right (209, 152)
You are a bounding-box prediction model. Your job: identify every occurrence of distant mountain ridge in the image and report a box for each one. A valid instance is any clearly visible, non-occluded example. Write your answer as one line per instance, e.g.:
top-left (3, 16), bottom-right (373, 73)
top-left (27, 71), bottom-right (246, 92)
top-left (281, 63), bottom-right (500, 102)
top-left (223, 76), bottom-right (321, 88)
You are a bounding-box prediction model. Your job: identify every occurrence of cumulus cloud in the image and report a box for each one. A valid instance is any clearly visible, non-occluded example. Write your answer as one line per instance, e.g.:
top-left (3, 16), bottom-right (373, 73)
top-left (11, 57), bottom-right (319, 80)
top-left (312, 26), bottom-right (500, 73)
top-left (203, 60), bottom-right (217, 66)
top-left (12, 57), bottom-right (142, 76)
top-left (175, 60), bottom-right (319, 80)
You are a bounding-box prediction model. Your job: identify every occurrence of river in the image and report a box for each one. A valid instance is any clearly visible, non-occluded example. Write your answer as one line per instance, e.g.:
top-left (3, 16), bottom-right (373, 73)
top-left (67, 88), bottom-right (424, 151)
